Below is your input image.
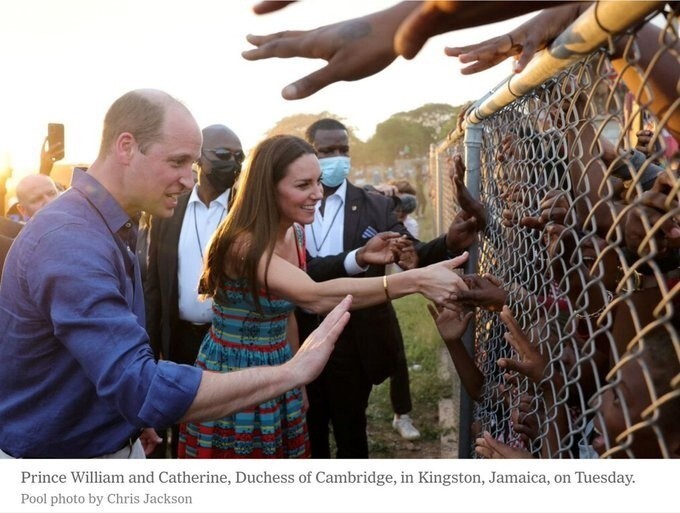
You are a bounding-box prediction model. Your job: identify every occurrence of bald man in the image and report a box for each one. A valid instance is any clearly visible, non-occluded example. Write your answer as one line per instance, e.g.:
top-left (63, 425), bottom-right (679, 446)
top-left (0, 91), bottom-right (349, 459)
top-left (15, 174), bottom-right (59, 221)
top-left (144, 124), bottom-right (244, 457)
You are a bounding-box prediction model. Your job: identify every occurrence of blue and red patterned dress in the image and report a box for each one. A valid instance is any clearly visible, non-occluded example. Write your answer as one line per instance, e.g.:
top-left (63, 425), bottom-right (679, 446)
top-left (178, 225), bottom-right (309, 458)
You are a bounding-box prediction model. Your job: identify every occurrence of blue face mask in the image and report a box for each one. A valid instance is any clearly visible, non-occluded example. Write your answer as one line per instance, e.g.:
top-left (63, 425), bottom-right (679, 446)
top-left (319, 156), bottom-right (351, 188)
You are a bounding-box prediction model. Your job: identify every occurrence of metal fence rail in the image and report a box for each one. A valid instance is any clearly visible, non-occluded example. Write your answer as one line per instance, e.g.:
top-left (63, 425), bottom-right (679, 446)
top-left (431, 1), bottom-right (679, 458)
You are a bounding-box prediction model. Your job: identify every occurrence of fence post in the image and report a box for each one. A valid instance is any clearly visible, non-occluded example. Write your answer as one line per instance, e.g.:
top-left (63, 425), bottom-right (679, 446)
top-left (457, 123), bottom-right (483, 458)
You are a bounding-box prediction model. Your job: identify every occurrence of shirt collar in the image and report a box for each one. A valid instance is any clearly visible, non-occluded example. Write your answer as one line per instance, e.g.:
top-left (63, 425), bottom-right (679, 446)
top-left (325, 179), bottom-right (347, 203)
top-left (187, 185), bottom-right (230, 209)
top-left (71, 167), bottom-right (136, 234)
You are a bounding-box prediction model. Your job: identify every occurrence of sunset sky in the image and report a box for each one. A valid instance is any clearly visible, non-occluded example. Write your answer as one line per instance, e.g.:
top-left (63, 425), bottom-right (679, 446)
top-left (0, 0), bottom-right (527, 182)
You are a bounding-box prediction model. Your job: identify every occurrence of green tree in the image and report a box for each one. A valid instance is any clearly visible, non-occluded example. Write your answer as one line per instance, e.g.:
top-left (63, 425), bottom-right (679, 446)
top-left (265, 112), bottom-right (371, 166)
top-left (363, 103), bottom-right (463, 166)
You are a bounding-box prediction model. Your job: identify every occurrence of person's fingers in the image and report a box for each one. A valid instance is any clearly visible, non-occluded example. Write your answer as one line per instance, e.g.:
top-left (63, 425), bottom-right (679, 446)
top-left (377, 231), bottom-right (401, 241)
top-left (318, 295), bottom-right (353, 332)
top-left (394, 3), bottom-right (441, 59)
top-left (450, 288), bottom-right (473, 303)
top-left (459, 55), bottom-right (511, 75)
top-left (450, 216), bottom-right (479, 236)
top-left (448, 250), bottom-right (469, 269)
top-left (499, 306), bottom-right (530, 352)
top-left (482, 273), bottom-right (502, 287)
top-left (242, 31), bottom-right (309, 59)
top-left (279, 65), bottom-right (339, 100)
top-left (497, 356), bottom-right (531, 378)
top-left (474, 443), bottom-right (495, 459)
top-left (520, 216), bottom-right (544, 231)
top-left (515, 39), bottom-right (538, 73)
top-left (252, 1), bottom-right (296, 15)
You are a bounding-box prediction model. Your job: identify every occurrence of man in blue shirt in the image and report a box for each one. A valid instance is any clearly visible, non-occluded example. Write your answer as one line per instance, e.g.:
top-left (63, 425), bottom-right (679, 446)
top-left (0, 89), bottom-right (350, 458)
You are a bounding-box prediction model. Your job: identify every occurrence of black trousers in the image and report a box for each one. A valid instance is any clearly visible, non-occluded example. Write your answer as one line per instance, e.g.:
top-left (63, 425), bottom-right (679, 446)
top-left (306, 349), bottom-right (374, 459)
top-left (389, 330), bottom-right (413, 415)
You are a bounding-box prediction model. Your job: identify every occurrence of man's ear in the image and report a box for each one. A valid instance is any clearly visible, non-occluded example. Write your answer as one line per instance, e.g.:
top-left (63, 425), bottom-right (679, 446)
top-left (115, 132), bottom-right (136, 164)
top-left (16, 203), bottom-right (28, 220)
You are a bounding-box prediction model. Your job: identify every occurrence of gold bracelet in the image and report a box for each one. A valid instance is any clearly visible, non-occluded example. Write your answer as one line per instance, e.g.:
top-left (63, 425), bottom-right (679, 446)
top-left (383, 274), bottom-right (391, 302)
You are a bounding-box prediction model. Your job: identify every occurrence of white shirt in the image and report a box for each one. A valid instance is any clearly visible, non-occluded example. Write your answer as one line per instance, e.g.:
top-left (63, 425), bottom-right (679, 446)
top-left (404, 216), bottom-right (419, 239)
top-left (304, 180), bottom-right (366, 275)
top-left (177, 186), bottom-right (230, 323)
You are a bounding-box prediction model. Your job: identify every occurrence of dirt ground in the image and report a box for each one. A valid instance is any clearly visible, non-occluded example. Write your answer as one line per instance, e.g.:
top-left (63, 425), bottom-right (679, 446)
top-left (366, 410), bottom-right (443, 459)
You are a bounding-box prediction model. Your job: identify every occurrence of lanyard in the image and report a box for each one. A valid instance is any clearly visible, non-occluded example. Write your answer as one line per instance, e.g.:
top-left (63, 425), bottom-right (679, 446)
top-left (193, 201), bottom-right (225, 260)
top-left (311, 200), bottom-right (343, 253)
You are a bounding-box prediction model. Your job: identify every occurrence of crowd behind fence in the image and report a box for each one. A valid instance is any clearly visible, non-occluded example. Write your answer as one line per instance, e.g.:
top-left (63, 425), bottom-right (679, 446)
top-left (430, 1), bottom-right (679, 459)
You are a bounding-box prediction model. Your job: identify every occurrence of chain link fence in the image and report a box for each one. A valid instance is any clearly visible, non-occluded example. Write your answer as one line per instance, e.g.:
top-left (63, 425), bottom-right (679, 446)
top-left (431, 1), bottom-right (679, 459)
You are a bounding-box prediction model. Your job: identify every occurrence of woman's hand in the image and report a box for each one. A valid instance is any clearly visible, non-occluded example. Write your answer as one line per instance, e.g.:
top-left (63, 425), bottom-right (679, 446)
top-left (416, 252), bottom-right (469, 306)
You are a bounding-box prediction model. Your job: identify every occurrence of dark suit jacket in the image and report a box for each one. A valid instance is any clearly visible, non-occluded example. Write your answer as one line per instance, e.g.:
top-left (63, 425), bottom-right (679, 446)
top-left (144, 193), bottom-right (191, 360)
top-left (0, 217), bottom-right (23, 282)
top-left (0, 216), bottom-right (23, 238)
top-left (298, 181), bottom-right (449, 384)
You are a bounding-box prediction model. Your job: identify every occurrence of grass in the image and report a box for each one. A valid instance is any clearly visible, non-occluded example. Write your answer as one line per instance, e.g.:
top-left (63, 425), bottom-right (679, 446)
top-left (365, 209), bottom-right (455, 457)
top-left (366, 294), bottom-right (453, 456)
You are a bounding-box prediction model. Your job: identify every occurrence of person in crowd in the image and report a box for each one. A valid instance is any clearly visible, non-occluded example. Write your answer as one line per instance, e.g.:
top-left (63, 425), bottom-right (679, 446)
top-left (299, 119), bottom-right (483, 458)
top-left (144, 124), bottom-right (244, 458)
top-left (13, 173), bottom-right (60, 221)
top-left (0, 174), bottom-right (60, 280)
top-left (178, 133), bottom-right (469, 458)
top-left (590, 322), bottom-right (680, 458)
top-left (0, 89), bottom-right (354, 459)
top-left (473, 309), bottom-right (680, 459)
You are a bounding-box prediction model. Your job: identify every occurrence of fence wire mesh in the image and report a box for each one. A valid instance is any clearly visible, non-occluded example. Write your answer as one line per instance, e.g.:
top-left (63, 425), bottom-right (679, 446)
top-left (431, 3), bottom-right (679, 459)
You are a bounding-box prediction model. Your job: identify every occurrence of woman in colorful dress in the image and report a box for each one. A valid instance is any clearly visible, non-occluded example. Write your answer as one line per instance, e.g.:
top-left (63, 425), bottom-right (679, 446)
top-left (178, 135), bottom-right (468, 458)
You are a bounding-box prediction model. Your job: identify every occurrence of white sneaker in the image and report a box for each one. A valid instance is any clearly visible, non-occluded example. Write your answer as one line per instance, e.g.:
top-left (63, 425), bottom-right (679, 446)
top-left (392, 414), bottom-right (421, 440)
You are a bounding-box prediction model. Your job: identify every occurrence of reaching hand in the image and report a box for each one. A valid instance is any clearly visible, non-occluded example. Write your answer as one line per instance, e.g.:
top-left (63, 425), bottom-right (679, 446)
top-left (242, 3), bottom-right (418, 100)
top-left (427, 302), bottom-right (473, 343)
top-left (443, 3), bottom-right (588, 74)
top-left (475, 431), bottom-right (534, 459)
top-left (497, 306), bottom-right (549, 385)
top-left (445, 154), bottom-right (486, 252)
top-left (289, 295), bottom-right (352, 384)
top-left (452, 273), bottom-right (507, 311)
top-left (417, 252), bottom-right (469, 307)
top-left (355, 232), bottom-right (401, 267)
top-left (393, 237), bottom-right (419, 270)
top-left (394, 1), bottom-right (568, 61)
top-left (452, 154), bottom-right (486, 228)
top-left (520, 189), bottom-right (571, 231)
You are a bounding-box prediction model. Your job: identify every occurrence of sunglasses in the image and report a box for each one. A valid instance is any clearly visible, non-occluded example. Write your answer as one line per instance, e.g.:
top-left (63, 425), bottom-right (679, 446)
top-left (203, 148), bottom-right (245, 164)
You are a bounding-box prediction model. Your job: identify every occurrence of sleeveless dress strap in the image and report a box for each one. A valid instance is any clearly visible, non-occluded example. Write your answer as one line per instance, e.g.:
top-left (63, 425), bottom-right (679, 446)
top-left (293, 223), bottom-right (307, 271)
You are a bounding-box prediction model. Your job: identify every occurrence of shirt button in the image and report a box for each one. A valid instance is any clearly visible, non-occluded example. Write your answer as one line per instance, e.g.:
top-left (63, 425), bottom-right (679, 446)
top-left (124, 221), bottom-right (132, 229)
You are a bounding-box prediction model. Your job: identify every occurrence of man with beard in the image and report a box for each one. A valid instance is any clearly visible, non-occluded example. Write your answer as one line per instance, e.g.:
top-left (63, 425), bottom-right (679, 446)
top-left (144, 124), bottom-right (244, 457)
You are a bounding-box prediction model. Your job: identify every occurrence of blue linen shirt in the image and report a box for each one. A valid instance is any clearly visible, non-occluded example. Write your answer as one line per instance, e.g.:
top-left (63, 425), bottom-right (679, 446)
top-left (0, 169), bottom-right (202, 458)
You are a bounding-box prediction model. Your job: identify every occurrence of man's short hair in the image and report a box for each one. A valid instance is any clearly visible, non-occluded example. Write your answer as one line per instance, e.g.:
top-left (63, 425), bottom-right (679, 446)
top-left (305, 118), bottom-right (347, 143)
top-left (98, 90), bottom-right (181, 158)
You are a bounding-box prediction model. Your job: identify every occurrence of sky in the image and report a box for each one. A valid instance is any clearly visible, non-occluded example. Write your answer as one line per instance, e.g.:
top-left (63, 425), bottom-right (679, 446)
top-left (0, 0), bottom-right (530, 179)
